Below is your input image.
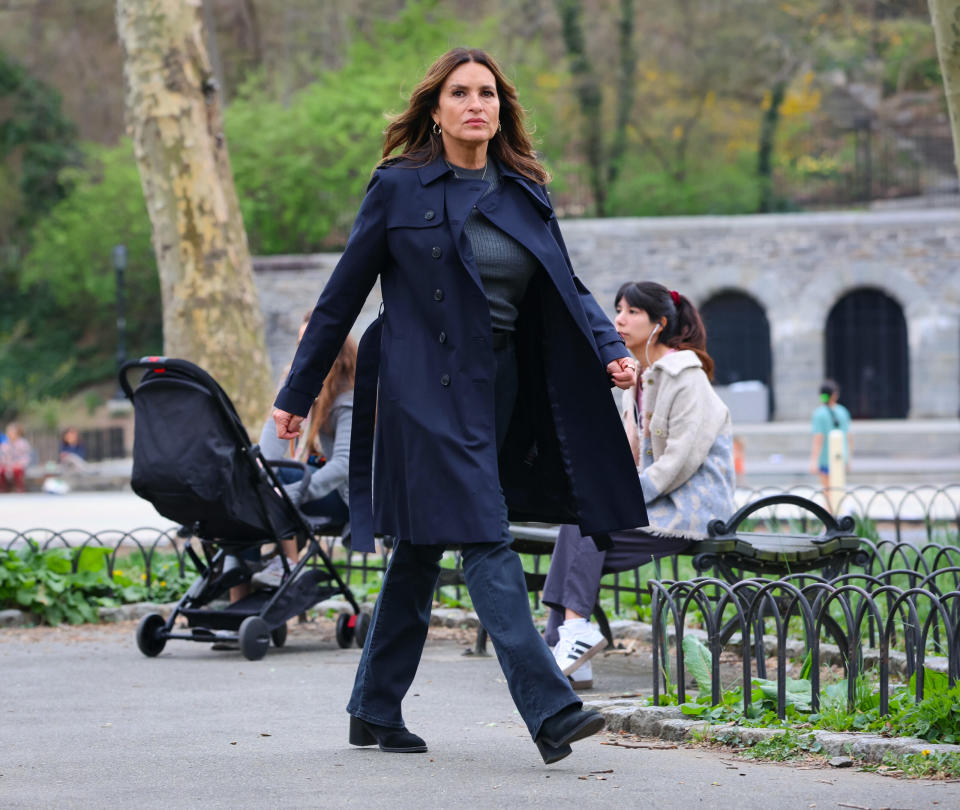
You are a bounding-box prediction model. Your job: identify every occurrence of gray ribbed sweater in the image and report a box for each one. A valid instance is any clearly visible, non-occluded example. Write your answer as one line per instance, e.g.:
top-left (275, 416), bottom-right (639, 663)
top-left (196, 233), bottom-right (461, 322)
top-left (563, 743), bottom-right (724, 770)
top-left (450, 161), bottom-right (539, 332)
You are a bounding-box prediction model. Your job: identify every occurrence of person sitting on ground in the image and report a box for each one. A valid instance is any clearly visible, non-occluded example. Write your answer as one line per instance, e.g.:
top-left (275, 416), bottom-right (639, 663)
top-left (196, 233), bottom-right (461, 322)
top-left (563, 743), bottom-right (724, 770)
top-left (0, 422), bottom-right (33, 493)
top-left (246, 333), bottom-right (357, 590)
top-left (59, 427), bottom-right (88, 470)
top-left (809, 379), bottom-right (852, 493)
top-left (542, 281), bottom-right (736, 689)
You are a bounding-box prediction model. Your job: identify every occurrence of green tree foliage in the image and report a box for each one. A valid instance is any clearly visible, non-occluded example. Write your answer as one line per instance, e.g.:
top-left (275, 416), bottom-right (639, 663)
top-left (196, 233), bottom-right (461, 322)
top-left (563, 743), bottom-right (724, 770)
top-left (0, 51), bottom-right (91, 419)
top-left (0, 51), bottom-right (80, 236)
top-left (2, 143), bottom-right (161, 417)
top-left (228, 0), bottom-right (474, 252)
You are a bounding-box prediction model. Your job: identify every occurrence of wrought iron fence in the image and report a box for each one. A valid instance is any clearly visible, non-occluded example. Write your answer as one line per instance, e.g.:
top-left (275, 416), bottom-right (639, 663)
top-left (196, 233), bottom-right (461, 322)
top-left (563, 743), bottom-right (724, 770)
top-left (2, 483), bottom-right (958, 607)
top-left (649, 572), bottom-right (960, 720)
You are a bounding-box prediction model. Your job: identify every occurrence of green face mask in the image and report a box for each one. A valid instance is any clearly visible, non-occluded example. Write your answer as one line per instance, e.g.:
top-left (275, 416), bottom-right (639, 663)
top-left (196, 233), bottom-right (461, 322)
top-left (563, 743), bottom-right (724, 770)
top-left (820, 393), bottom-right (830, 403)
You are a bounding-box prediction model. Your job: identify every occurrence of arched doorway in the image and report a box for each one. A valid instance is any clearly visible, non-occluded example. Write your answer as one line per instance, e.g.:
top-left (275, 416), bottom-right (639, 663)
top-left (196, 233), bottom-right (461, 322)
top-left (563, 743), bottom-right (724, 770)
top-left (825, 288), bottom-right (908, 418)
top-left (701, 291), bottom-right (773, 416)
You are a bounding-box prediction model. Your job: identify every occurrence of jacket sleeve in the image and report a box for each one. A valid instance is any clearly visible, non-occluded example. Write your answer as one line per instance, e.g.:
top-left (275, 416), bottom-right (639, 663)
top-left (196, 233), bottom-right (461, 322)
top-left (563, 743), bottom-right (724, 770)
top-left (546, 208), bottom-right (626, 368)
top-left (275, 172), bottom-right (388, 416)
top-left (639, 371), bottom-right (715, 498)
top-left (285, 399), bottom-right (352, 503)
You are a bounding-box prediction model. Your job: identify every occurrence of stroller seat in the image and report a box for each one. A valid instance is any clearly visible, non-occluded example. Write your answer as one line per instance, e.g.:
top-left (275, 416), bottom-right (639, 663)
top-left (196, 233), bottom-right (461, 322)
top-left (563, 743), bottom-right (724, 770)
top-left (119, 356), bottom-right (367, 660)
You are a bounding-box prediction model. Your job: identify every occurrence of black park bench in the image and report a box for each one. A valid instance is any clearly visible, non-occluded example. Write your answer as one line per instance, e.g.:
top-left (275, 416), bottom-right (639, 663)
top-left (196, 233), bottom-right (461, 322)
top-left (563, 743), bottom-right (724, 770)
top-left (460, 494), bottom-right (866, 656)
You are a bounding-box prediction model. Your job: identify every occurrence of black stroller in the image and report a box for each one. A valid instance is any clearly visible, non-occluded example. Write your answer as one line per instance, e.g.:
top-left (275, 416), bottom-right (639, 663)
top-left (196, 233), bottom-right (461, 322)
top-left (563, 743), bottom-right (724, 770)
top-left (120, 356), bottom-right (369, 660)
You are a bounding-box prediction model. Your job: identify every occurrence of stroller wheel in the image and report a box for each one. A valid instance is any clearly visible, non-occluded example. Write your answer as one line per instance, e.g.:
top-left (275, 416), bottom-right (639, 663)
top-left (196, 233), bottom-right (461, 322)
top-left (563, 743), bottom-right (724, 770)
top-left (136, 613), bottom-right (167, 657)
top-left (354, 612), bottom-right (371, 648)
top-left (239, 616), bottom-right (270, 661)
top-left (271, 622), bottom-right (288, 648)
top-left (335, 613), bottom-right (355, 648)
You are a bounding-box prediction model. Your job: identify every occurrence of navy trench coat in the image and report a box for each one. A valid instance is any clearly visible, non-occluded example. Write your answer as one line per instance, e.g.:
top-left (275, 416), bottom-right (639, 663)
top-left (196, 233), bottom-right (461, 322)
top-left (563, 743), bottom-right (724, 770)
top-left (275, 155), bottom-right (647, 552)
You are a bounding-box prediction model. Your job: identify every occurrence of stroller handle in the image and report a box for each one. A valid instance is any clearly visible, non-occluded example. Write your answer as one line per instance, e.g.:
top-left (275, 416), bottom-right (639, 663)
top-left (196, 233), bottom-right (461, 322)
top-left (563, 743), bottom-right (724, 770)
top-left (118, 356), bottom-right (173, 402)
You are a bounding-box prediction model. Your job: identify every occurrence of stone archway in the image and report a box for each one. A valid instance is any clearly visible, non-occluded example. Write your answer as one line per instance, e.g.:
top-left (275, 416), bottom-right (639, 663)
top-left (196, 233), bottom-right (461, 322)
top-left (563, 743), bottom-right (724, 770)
top-left (825, 287), bottom-right (909, 419)
top-left (701, 290), bottom-right (774, 415)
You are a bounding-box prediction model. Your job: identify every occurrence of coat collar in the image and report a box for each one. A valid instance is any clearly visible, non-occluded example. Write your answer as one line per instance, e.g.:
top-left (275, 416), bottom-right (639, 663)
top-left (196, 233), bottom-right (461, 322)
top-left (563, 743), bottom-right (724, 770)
top-left (417, 155), bottom-right (453, 186)
top-left (416, 153), bottom-right (552, 214)
top-left (650, 349), bottom-right (702, 377)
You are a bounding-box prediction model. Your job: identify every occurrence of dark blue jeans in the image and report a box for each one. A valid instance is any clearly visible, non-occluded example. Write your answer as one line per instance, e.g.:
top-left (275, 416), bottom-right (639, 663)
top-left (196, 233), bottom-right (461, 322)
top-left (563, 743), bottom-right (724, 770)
top-left (346, 338), bottom-right (579, 739)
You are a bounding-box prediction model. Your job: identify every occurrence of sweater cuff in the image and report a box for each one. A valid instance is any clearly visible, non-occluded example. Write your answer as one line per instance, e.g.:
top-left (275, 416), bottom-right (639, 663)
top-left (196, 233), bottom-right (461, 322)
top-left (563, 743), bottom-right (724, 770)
top-left (639, 471), bottom-right (661, 502)
top-left (274, 386), bottom-right (315, 418)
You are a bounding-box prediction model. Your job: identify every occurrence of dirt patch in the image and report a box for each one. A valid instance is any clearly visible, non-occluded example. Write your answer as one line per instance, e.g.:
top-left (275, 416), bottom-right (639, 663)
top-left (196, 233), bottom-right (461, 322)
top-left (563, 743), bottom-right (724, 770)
top-left (0, 614), bottom-right (480, 647)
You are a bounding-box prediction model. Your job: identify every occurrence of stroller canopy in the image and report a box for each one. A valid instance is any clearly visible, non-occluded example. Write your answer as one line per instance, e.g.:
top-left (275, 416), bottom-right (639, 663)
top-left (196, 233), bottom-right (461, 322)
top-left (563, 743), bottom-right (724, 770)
top-left (122, 358), bottom-right (301, 545)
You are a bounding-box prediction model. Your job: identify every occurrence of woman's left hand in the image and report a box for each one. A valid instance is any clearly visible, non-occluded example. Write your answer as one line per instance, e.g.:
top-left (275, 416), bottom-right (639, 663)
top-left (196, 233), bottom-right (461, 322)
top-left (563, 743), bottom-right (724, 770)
top-left (607, 357), bottom-right (637, 390)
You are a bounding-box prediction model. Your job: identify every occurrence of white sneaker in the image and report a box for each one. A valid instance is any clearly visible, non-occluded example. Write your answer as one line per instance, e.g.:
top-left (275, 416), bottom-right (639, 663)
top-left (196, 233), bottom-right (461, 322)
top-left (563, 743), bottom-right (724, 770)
top-left (250, 556), bottom-right (297, 589)
top-left (568, 659), bottom-right (593, 690)
top-left (553, 620), bottom-right (607, 677)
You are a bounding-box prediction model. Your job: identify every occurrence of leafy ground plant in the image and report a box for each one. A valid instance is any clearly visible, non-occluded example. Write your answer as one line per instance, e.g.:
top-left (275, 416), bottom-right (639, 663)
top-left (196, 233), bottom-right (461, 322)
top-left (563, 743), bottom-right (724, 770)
top-left (669, 635), bottom-right (960, 744)
top-left (870, 749), bottom-right (960, 779)
top-left (737, 730), bottom-right (824, 762)
top-left (0, 545), bottom-right (191, 625)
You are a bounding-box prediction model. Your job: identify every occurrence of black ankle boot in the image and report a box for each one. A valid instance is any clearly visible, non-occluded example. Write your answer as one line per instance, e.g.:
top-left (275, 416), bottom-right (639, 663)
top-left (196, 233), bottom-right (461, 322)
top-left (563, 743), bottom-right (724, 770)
top-left (535, 705), bottom-right (605, 764)
top-left (349, 715), bottom-right (427, 753)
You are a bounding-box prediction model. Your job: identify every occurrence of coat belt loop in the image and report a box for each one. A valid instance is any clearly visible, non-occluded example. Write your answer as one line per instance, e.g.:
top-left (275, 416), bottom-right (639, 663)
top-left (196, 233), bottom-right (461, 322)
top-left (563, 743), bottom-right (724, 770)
top-left (348, 314), bottom-right (383, 553)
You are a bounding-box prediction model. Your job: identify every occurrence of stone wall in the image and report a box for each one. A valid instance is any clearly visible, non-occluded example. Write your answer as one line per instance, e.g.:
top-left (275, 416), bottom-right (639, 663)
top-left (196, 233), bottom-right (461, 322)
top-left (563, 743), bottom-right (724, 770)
top-left (254, 208), bottom-right (960, 420)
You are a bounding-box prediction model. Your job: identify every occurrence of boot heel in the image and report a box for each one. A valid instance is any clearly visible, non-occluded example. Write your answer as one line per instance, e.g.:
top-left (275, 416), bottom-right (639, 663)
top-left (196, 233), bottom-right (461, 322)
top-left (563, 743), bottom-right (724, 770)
top-left (536, 737), bottom-right (572, 765)
top-left (349, 716), bottom-right (377, 746)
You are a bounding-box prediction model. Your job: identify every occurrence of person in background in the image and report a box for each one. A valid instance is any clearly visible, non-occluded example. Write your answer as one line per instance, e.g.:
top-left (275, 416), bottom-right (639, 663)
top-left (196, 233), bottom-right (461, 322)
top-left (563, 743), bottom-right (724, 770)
top-left (59, 427), bottom-right (88, 470)
top-left (225, 316), bottom-right (355, 608)
top-left (252, 335), bottom-right (356, 589)
top-left (0, 423), bottom-right (33, 493)
top-left (809, 379), bottom-right (853, 492)
top-left (542, 281), bottom-right (736, 689)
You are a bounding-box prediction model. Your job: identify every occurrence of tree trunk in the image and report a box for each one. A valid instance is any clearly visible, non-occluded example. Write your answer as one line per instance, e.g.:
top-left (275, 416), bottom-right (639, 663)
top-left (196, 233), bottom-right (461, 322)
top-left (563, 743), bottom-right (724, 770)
top-left (116, 0), bottom-right (273, 434)
top-left (556, 0), bottom-right (607, 216)
top-left (929, 0), bottom-right (960, 186)
top-left (607, 0), bottom-right (636, 190)
top-left (757, 81), bottom-right (787, 213)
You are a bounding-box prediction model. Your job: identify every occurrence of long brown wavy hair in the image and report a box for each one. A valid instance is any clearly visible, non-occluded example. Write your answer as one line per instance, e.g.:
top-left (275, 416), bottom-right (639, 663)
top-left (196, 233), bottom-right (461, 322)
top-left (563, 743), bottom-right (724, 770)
top-left (380, 47), bottom-right (549, 185)
top-left (303, 336), bottom-right (358, 458)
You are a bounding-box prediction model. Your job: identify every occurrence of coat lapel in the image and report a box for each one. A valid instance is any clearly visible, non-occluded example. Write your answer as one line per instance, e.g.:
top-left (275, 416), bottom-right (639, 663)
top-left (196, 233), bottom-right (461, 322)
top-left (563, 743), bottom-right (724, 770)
top-left (444, 177), bottom-right (489, 293)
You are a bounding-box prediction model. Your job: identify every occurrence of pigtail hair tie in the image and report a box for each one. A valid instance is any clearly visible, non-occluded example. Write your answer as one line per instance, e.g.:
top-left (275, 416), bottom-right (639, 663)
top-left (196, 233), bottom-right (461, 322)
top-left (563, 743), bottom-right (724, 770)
top-left (670, 290), bottom-right (681, 305)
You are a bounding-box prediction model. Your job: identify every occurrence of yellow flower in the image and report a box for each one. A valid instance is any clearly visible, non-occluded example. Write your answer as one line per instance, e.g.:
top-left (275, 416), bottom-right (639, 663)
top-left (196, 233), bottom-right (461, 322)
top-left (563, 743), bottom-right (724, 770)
top-left (160, 581), bottom-right (167, 587)
top-left (141, 573), bottom-right (147, 580)
top-left (921, 749), bottom-right (932, 756)
top-left (114, 570), bottom-right (123, 578)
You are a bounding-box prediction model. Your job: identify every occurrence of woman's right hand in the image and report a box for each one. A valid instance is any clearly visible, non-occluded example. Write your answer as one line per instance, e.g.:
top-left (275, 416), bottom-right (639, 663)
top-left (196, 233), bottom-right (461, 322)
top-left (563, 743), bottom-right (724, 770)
top-left (273, 408), bottom-right (304, 440)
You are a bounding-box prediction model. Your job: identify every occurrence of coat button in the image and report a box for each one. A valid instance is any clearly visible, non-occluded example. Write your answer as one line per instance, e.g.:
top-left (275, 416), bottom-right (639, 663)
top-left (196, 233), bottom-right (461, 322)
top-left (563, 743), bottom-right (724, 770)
top-left (440, 374), bottom-right (451, 386)
top-left (655, 428), bottom-right (663, 436)
top-left (646, 449), bottom-right (653, 456)
top-left (431, 246), bottom-right (442, 259)
top-left (439, 331), bottom-right (447, 344)
top-left (433, 289), bottom-right (444, 301)
top-left (424, 210), bottom-right (435, 221)
top-left (646, 378), bottom-right (654, 385)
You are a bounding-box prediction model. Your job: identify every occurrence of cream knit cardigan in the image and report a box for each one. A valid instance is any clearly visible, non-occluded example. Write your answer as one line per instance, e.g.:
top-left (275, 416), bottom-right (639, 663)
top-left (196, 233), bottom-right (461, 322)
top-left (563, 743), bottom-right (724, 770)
top-left (621, 349), bottom-right (732, 502)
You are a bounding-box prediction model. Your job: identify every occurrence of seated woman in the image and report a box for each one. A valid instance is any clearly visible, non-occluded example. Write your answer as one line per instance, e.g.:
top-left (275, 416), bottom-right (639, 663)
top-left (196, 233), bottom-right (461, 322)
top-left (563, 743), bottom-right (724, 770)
top-left (250, 333), bottom-right (357, 588)
top-left (0, 422), bottom-right (32, 493)
top-left (225, 321), bottom-right (355, 608)
top-left (542, 281), bottom-right (736, 688)
top-left (59, 427), bottom-right (88, 470)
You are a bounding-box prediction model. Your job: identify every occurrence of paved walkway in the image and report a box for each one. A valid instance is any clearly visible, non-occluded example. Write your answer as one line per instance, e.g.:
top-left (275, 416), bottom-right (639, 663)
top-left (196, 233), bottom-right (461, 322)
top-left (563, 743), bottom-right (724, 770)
top-left (2, 622), bottom-right (957, 809)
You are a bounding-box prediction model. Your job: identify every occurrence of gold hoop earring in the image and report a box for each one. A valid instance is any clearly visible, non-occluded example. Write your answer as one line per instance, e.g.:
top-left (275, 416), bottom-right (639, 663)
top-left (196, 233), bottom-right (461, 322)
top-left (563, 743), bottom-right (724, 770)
top-left (432, 122), bottom-right (441, 136)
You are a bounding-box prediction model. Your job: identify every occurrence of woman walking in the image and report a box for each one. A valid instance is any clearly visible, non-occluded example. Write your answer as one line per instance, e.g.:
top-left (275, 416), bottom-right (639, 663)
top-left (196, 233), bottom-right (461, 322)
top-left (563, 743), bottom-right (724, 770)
top-left (272, 48), bottom-right (646, 764)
